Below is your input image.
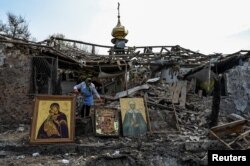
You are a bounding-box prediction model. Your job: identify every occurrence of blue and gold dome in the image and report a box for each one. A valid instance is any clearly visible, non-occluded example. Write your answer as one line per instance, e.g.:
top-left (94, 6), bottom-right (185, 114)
top-left (111, 3), bottom-right (128, 44)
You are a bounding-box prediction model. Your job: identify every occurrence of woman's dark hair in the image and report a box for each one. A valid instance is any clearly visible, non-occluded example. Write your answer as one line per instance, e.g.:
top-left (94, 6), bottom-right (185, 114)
top-left (50, 103), bottom-right (60, 109)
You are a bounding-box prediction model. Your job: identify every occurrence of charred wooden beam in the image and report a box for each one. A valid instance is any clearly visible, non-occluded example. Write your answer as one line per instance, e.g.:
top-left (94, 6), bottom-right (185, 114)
top-left (210, 119), bottom-right (248, 138)
top-left (209, 76), bottom-right (221, 128)
top-left (51, 37), bottom-right (112, 48)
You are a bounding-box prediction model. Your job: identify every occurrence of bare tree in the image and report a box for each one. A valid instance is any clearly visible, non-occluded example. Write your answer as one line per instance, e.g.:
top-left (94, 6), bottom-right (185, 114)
top-left (0, 12), bottom-right (31, 40)
top-left (0, 20), bottom-right (5, 32)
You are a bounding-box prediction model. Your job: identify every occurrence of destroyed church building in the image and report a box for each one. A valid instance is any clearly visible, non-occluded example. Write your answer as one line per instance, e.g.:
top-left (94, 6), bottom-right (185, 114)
top-left (0, 4), bottom-right (250, 165)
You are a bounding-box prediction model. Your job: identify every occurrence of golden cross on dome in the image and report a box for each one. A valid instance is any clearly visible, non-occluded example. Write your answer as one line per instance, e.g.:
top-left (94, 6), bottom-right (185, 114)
top-left (117, 2), bottom-right (120, 19)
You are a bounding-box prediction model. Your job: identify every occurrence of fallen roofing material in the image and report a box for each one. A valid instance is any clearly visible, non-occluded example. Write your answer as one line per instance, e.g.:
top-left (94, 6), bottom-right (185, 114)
top-left (102, 84), bottom-right (149, 100)
top-left (209, 119), bottom-right (249, 150)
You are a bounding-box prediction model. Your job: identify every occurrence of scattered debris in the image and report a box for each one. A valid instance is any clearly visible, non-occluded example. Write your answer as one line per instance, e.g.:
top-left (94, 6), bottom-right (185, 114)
top-left (112, 150), bottom-right (120, 156)
top-left (209, 119), bottom-right (249, 150)
top-left (32, 152), bottom-right (40, 157)
top-left (16, 155), bottom-right (25, 160)
top-left (228, 113), bottom-right (246, 121)
top-left (17, 126), bottom-right (25, 132)
top-left (58, 159), bottom-right (70, 164)
top-left (0, 151), bottom-right (7, 158)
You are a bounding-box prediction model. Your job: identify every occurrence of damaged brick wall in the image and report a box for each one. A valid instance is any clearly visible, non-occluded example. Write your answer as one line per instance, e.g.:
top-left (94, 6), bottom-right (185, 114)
top-left (221, 60), bottom-right (250, 113)
top-left (0, 43), bottom-right (33, 127)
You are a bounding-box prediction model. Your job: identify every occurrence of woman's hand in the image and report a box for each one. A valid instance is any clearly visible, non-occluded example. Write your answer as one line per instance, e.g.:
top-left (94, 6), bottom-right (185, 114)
top-left (73, 89), bottom-right (79, 93)
top-left (98, 97), bottom-right (103, 103)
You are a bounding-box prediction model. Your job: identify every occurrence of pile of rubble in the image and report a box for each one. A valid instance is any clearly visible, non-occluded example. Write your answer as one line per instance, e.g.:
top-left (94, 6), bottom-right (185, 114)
top-left (101, 78), bottom-right (250, 150)
top-left (1, 34), bottom-right (250, 165)
top-left (0, 81), bottom-right (249, 166)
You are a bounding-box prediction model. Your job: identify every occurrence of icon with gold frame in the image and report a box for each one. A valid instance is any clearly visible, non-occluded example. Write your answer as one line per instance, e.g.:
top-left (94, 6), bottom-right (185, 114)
top-left (30, 95), bottom-right (75, 144)
top-left (120, 98), bottom-right (149, 137)
top-left (94, 107), bottom-right (119, 137)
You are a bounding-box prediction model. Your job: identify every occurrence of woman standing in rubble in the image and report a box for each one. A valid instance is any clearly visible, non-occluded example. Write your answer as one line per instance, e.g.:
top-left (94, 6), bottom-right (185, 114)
top-left (73, 77), bottom-right (102, 117)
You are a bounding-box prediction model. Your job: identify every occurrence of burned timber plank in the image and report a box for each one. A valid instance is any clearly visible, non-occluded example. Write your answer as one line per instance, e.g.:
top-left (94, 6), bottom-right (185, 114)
top-left (209, 119), bottom-right (248, 138)
top-left (179, 81), bottom-right (187, 107)
top-left (172, 81), bottom-right (182, 104)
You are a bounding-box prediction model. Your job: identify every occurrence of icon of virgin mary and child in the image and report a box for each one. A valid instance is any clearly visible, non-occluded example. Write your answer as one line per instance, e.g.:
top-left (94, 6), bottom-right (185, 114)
top-left (37, 103), bottom-right (69, 139)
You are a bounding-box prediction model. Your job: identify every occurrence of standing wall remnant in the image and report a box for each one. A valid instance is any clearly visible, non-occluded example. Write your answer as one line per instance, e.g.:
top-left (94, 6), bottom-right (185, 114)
top-left (0, 43), bottom-right (33, 127)
top-left (224, 60), bottom-right (250, 113)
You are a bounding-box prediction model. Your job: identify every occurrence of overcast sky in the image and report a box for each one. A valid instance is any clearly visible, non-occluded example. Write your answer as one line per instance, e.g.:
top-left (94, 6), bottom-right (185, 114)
top-left (0, 0), bottom-right (250, 54)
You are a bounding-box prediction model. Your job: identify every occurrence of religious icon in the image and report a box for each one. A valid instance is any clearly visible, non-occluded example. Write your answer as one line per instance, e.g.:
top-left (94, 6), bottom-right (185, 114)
top-left (120, 98), bottom-right (148, 137)
top-left (95, 107), bottom-right (119, 137)
top-left (30, 95), bottom-right (75, 143)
